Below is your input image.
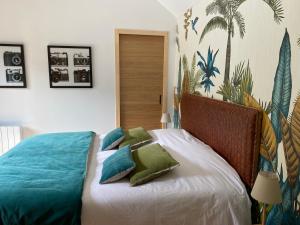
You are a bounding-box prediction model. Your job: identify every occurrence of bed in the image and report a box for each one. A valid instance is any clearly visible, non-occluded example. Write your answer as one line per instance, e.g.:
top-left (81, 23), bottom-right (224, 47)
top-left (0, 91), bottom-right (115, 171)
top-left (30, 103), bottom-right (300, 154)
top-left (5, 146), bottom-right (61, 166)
top-left (82, 94), bottom-right (262, 225)
top-left (0, 94), bottom-right (262, 225)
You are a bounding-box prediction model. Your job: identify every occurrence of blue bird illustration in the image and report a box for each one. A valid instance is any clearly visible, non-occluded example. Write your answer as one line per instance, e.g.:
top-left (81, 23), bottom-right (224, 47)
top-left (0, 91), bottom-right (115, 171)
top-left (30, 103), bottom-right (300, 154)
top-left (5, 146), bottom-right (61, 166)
top-left (191, 17), bottom-right (199, 35)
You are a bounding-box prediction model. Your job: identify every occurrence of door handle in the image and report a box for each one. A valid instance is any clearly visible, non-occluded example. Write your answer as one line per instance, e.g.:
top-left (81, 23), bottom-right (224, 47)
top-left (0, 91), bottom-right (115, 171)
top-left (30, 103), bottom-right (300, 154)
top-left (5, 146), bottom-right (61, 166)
top-left (159, 95), bottom-right (162, 105)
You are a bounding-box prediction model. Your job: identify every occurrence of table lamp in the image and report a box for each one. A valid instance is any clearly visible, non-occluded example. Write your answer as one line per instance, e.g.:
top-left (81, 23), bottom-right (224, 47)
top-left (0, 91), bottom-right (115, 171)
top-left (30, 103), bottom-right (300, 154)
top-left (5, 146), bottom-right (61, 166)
top-left (251, 171), bottom-right (282, 225)
top-left (160, 112), bottom-right (171, 129)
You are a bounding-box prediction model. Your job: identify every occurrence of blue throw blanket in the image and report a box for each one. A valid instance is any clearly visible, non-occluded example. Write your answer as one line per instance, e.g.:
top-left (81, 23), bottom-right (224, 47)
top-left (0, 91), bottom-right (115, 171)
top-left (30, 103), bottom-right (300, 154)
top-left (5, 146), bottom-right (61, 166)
top-left (0, 131), bottom-right (95, 225)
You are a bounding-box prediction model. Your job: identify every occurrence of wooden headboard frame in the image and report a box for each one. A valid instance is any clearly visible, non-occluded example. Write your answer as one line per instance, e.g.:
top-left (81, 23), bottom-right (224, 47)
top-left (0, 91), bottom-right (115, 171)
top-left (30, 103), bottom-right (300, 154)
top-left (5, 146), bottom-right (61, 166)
top-left (181, 94), bottom-right (262, 189)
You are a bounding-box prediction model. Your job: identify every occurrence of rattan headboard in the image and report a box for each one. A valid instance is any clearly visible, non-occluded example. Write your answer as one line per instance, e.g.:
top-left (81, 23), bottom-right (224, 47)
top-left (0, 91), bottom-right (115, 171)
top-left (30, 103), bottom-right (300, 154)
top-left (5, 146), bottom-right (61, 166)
top-left (180, 94), bottom-right (262, 188)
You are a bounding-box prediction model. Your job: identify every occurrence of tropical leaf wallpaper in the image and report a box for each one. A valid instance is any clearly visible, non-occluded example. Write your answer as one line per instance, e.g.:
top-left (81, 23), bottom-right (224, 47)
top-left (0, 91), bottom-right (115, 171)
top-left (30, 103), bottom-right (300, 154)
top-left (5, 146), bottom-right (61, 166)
top-left (175, 0), bottom-right (300, 224)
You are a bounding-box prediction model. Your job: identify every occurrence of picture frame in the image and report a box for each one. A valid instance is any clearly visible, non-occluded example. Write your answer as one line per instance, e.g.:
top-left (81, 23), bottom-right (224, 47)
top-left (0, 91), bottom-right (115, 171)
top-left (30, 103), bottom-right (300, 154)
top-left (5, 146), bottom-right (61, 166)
top-left (47, 45), bottom-right (93, 88)
top-left (0, 44), bottom-right (26, 88)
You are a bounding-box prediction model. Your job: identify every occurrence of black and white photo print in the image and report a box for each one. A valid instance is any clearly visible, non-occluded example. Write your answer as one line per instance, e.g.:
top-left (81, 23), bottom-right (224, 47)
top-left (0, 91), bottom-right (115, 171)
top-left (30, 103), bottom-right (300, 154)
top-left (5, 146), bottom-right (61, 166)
top-left (48, 46), bottom-right (92, 88)
top-left (0, 44), bottom-right (26, 88)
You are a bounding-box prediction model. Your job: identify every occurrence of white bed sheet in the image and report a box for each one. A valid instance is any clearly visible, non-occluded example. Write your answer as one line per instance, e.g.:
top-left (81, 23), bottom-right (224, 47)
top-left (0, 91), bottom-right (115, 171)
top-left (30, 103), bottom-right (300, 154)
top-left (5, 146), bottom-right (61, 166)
top-left (82, 129), bottom-right (251, 225)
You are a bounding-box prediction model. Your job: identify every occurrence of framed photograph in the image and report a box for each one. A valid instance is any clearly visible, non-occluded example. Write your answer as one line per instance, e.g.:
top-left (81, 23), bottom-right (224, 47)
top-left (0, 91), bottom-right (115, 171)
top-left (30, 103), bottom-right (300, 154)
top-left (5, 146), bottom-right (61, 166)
top-left (0, 44), bottom-right (26, 88)
top-left (47, 45), bottom-right (92, 88)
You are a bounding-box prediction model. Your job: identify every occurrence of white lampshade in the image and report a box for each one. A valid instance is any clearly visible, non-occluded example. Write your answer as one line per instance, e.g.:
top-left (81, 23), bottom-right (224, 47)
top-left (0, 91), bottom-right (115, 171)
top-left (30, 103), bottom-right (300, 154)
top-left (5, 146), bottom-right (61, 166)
top-left (251, 171), bottom-right (282, 205)
top-left (160, 113), bottom-right (171, 123)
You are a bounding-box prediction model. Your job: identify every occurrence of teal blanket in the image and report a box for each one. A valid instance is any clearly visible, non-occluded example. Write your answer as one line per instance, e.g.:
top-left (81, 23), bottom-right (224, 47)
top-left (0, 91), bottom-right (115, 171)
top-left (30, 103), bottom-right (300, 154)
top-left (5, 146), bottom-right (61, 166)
top-left (0, 131), bottom-right (95, 225)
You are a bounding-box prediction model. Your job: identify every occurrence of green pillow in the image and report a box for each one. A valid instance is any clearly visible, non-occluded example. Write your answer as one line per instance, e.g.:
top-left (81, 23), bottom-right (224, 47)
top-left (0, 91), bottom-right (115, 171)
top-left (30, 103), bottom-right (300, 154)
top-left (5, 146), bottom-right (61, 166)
top-left (100, 145), bottom-right (135, 184)
top-left (119, 127), bottom-right (152, 149)
top-left (129, 143), bottom-right (179, 186)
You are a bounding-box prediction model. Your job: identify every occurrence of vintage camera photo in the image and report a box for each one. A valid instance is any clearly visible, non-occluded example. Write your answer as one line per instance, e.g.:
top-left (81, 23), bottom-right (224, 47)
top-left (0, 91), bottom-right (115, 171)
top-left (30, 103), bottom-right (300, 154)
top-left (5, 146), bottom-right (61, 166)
top-left (74, 69), bottom-right (90, 83)
top-left (0, 44), bottom-right (26, 88)
top-left (51, 68), bottom-right (69, 83)
top-left (6, 68), bottom-right (23, 83)
top-left (3, 51), bottom-right (22, 66)
top-left (48, 46), bottom-right (92, 88)
top-left (50, 52), bottom-right (68, 66)
top-left (73, 53), bottom-right (90, 66)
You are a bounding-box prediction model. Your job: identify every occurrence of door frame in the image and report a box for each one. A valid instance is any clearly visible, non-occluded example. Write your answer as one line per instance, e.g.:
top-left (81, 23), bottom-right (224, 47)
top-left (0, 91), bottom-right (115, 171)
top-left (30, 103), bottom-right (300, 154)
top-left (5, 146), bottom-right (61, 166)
top-left (115, 29), bottom-right (169, 127)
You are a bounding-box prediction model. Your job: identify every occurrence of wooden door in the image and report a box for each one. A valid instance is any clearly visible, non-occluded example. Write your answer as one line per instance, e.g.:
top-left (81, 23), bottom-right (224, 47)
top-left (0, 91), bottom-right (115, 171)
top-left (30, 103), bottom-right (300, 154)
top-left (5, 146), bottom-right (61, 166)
top-left (116, 30), bottom-right (168, 130)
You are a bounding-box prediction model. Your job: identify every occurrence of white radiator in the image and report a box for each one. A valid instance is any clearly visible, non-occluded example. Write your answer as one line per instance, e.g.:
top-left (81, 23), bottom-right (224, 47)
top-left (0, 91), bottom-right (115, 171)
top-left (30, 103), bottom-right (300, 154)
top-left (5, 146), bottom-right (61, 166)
top-left (0, 126), bottom-right (21, 156)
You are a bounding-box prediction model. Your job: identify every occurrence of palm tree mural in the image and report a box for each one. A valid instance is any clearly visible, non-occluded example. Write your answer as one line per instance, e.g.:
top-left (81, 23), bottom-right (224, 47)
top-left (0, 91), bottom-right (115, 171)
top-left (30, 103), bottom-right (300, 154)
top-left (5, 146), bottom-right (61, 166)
top-left (173, 54), bottom-right (204, 128)
top-left (182, 54), bottom-right (203, 95)
top-left (218, 61), bottom-right (253, 104)
top-left (197, 47), bottom-right (220, 93)
top-left (199, 0), bottom-right (284, 98)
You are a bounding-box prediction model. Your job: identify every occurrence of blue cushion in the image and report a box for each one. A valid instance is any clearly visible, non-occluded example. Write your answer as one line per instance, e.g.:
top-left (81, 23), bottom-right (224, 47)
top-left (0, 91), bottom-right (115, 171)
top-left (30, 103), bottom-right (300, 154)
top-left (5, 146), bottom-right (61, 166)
top-left (100, 145), bottom-right (136, 184)
top-left (101, 128), bottom-right (125, 151)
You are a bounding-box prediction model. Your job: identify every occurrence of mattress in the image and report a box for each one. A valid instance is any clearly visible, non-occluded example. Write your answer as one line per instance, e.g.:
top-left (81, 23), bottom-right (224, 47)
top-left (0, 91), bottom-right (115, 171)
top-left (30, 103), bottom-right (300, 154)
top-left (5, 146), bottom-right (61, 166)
top-left (81, 129), bottom-right (252, 225)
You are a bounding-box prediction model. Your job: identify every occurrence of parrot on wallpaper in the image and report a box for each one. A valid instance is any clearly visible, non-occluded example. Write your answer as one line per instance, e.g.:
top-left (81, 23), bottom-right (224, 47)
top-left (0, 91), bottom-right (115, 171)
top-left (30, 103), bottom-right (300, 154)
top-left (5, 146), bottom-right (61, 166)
top-left (191, 17), bottom-right (199, 35)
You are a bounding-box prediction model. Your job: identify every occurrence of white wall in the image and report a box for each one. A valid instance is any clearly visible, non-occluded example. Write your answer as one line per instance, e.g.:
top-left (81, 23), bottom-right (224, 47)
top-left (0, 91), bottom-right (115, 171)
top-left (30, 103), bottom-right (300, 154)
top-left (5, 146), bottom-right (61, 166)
top-left (0, 0), bottom-right (176, 137)
top-left (157, 0), bottom-right (200, 17)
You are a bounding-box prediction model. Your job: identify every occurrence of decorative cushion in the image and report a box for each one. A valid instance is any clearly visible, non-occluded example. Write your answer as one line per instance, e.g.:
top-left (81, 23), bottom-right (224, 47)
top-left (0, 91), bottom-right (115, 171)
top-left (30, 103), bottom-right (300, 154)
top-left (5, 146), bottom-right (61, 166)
top-left (101, 128), bottom-right (125, 151)
top-left (129, 143), bottom-right (179, 186)
top-left (119, 127), bottom-right (152, 149)
top-left (100, 145), bottom-right (136, 184)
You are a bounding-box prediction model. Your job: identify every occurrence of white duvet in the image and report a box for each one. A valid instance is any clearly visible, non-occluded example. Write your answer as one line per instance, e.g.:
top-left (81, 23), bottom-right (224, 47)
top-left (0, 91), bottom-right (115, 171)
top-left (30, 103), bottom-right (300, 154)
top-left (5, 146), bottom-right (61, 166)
top-left (82, 129), bottom-right (251, 225)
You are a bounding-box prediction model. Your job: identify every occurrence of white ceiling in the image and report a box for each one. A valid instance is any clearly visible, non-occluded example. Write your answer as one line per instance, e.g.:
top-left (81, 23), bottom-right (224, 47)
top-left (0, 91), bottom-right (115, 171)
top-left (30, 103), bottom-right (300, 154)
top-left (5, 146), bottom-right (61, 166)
top-left (157, 0), bottom-right (200, 17)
